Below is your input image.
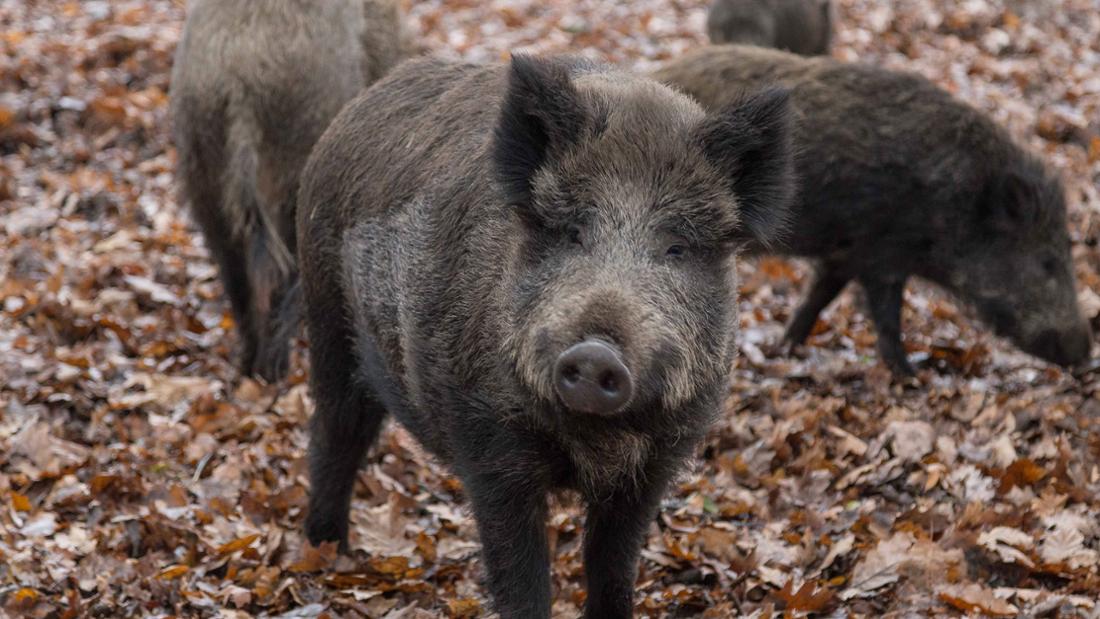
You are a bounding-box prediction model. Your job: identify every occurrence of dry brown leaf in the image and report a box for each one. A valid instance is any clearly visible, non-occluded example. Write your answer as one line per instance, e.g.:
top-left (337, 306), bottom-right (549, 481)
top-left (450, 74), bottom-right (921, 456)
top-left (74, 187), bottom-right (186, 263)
top-left (445, 598), bottom-right (481, 618)
top-left (11, 492), bottom-right (32, 512)
top-left (157, 565), bottom-right (190, 580)
top-left (288, 542), bottom-right (339, 573)
top-left (217, 534), bottom-right (261, 556)
top-left (774, 579), bottom-right (834, 612)
top-left (938, 583), bottom-right (1018, 616)
top-left (998, 458), bottom-right (1047, 494)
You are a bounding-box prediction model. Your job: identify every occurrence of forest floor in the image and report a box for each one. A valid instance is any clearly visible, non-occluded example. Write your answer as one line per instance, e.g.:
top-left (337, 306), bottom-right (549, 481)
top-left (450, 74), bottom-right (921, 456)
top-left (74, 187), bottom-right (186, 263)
top-left (2, 0), bottom-right (1100, 616)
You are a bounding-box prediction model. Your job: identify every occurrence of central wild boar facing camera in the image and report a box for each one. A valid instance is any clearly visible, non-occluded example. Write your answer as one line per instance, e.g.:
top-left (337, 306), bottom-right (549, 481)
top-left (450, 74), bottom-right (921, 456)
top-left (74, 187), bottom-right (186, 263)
top-left (298, 55), bottom-right (793, 618)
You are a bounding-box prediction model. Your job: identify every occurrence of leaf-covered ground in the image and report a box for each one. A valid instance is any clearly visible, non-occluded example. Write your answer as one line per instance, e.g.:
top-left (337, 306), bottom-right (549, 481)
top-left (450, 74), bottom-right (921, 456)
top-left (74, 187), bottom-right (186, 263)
top-left (2, 0), bottom-right (1100, 616)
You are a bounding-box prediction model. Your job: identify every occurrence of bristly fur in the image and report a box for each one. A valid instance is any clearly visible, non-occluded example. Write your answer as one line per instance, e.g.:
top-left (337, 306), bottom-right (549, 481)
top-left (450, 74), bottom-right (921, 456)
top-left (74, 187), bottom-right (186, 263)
top-left (493, 55), bottom-right (588, 210)
top-left (695, 86), bottom-right (795, 248)
top-left (653, 44), bottom-right (1091, 376)
top-left (170, 0), bottom-right (411, 381)
top-left (707, 0), bottom-right (832, 55)
top-left (298, 54), bottom-right (794, 618)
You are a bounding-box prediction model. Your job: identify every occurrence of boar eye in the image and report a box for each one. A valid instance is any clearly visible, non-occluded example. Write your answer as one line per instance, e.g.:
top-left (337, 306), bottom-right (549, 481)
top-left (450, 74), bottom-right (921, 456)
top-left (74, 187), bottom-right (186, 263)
top-left (567, 224), bottom-right (585, 247)
top-left (665, 244), bottom-right (687, 259)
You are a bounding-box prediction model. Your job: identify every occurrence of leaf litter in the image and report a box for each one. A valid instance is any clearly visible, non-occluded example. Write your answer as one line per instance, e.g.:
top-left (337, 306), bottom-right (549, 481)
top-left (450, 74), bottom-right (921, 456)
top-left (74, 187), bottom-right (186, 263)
top-left (3, 0), bottom-right (1100, 616)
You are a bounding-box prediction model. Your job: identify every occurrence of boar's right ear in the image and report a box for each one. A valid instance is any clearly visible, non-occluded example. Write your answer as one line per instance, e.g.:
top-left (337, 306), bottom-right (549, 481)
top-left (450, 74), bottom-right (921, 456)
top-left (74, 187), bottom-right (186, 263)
top-left (696, 87), bottom-right (794, 247)
top-left (979, 170), bottom-right (1043, 230)
top-left (493, 55), bottom-right (587, 208)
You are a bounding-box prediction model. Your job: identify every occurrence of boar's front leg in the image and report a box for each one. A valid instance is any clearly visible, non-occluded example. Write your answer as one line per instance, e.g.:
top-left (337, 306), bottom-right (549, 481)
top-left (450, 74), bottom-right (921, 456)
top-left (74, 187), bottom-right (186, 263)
top-left (582, 471), bottom-right (672, 619)
top-left (783, 264), bottom-right (849, 347)
top-left (860, 275), bottom-right (914, 377)
top-left (460, 455), bottom-right (552, 618)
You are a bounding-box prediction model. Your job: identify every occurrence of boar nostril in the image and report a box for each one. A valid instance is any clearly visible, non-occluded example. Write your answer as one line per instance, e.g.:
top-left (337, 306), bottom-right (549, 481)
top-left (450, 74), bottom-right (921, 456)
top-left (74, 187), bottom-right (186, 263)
top-left (562, 364), bottom-right (581, 385)
top-left (553, 339), bottom-right (634, 415)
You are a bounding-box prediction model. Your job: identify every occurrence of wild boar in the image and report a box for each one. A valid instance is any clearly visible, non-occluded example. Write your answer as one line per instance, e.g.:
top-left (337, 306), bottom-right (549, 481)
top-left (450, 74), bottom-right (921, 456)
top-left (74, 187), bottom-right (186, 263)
top-left (653, 44), bottom-right (1092, 376)
top-left (298, 54), bottom-right (793, 617)
top-left (707, 0), bottom-right (833, 56)
top-left (170, 0), bottom-right (409, 380)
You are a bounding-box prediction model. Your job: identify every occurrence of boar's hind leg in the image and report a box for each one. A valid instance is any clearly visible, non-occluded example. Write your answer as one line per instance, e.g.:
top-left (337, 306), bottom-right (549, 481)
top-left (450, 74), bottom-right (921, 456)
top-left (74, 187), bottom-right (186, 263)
top-left (304, 380), bottom-right (386, 550)
top-left (254, 277), bottom-right (300, 382)
top-left (191, 191), bottom-right (261, 376)
top-left (582, 471), bottom-right (673, 619)
top-left (245, 222), bottom-right (296, 382)
top-left (784, 265), bottom-right (849, 347)
top-left (304, 286), bottom-right (387, 550)
top-left (304, 379), bottom-right (386, 550)
top-left (462, 462), bottom-right (551, 618)
top-left (860, 275), bottom-right (915, 376)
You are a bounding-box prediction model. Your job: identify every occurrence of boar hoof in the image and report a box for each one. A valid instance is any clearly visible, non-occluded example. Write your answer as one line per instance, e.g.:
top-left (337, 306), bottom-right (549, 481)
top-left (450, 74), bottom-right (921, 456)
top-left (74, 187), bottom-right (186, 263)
top-left (887, 359), bottom-right (917, 381)
top-left (251, 342), bottom-right (290, 383)
top-left (554, 339), bottom-right (633, 415)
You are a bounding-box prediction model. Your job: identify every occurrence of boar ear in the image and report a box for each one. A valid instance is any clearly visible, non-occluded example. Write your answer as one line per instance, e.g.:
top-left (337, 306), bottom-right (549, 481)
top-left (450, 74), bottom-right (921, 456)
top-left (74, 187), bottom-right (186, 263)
top-left (980, 170), bottom-right (1041, 229)
top-left (697, 87), bottom-right (795, 247)
top-left (493, 54), bottom-right (587, 207)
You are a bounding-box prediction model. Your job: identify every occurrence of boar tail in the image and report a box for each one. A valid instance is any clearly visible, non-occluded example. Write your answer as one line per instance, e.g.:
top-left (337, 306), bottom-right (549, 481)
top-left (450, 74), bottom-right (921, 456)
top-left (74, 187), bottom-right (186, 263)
top-left (224, 110), bottom-right (295, 279)
top-left (224, 109), bottom-right (300, 380)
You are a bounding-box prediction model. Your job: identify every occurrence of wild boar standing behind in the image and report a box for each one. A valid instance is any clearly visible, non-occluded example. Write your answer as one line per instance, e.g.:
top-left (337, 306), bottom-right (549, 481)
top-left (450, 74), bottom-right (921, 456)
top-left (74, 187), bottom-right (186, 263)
top-left (707, 0), bottom-right (833, 55)
top-left (653, 45), bottom-right (1092, 376)
top-left (170, 0), bottom-right (409, 381)
top-left (298, 54), bottom-right (794, 618)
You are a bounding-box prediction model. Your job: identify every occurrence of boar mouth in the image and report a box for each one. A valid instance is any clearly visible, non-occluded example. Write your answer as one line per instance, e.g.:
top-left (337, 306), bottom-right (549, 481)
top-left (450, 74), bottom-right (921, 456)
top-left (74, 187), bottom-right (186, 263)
top-left (976, 299), bottom-right (1093, 367)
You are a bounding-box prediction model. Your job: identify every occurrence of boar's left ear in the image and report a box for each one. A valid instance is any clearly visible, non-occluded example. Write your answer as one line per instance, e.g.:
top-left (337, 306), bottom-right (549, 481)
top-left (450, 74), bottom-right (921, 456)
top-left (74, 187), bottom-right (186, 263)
top-left (493, 54), bottom-right (587, 208)
top-left (696, 87), bottom-right (794, 247)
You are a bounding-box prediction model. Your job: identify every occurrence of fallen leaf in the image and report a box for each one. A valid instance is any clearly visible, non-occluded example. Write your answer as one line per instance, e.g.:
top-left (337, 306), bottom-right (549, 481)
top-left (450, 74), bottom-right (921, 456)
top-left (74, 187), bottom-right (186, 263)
top-left (938, 583), bottom-right (1019, 616)
top-left (446, 598), bottom-right (481, 618)
top-left (288, 542), bottom-right (338, 573)
top-left (158, 565), bottom-right (190, 580)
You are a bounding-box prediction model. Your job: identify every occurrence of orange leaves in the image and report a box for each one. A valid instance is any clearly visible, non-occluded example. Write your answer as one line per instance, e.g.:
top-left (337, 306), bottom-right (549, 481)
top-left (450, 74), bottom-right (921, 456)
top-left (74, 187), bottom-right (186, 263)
top-left (997, 458), bottom-right (1047, 494)
top-left (368, 555), bottom-right (418, 579)
top-left (446, 598), bottom-right (481, 617)
top-left (288, 542), bottom-right (338, 574)
top-left (11, 492), bottom-right (32, 512)
top-left (157, 564), bottom-right (190, 580)
top-left (758, 258), bottom-right (801, 283)
top-left (89, 474), bottom-right (119, 495)
top-left (773, 579), bottom-right (834, 613)
top-left (217, 534), bottom-right (261, 556)
top-left (9, 588), bottom-right (39, 610)
top-left (3, 0), bottom-right (1100, 616)
top-left (86, 96), bottom-right (128, 131)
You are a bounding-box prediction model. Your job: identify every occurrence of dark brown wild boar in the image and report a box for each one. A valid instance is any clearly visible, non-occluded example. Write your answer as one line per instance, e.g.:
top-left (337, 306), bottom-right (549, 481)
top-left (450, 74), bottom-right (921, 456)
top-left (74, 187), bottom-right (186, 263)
top-left (170, 0), bottom-right (410, 381)
top-left (653, 44), bottom-right (1092, 376)
top-left (707, 0), bottom-right (832, 55)
top-left (298, 54), bottom-right (794, 617)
